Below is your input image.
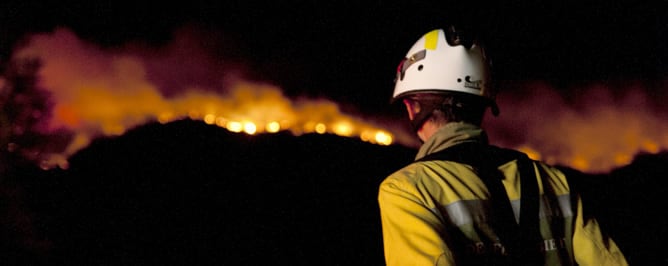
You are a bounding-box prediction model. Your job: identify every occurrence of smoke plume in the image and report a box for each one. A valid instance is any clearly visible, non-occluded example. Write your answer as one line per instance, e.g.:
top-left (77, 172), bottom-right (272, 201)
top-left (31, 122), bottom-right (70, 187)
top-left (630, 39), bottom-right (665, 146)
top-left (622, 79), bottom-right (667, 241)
top-left (8, 27), bottom-right (400, 169)
top-left (4, 26), bottom-right (667, 173)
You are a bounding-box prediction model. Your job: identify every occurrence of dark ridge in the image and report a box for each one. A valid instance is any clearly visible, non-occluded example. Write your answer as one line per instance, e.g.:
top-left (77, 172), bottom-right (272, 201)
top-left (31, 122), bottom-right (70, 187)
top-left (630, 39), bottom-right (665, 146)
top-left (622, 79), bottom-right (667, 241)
top-left (557, 151), bottom-right (668, 265)
top-left (3, 119), bottom-right (415, 265)
top-left (2, 119), bottom-right (666, 265)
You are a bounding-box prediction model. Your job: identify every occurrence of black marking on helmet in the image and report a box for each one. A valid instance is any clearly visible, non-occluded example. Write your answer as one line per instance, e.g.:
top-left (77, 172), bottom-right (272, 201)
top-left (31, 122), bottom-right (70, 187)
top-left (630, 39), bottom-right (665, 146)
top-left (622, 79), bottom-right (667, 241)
top-left (396, 49), bottom-right (426, 81)
top-left (464, 75), bottom-right (482, 90)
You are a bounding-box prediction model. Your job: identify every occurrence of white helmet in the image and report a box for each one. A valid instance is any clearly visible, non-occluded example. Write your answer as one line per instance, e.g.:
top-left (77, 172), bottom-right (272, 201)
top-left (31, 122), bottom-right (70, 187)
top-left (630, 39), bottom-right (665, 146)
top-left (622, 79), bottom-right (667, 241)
top-left (393, 27), bottom-right (495, 102)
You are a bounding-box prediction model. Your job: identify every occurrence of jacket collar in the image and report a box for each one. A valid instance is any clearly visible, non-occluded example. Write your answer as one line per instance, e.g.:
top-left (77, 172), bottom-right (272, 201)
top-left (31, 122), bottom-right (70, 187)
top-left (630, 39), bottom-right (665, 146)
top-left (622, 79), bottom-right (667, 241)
top-left (414, 122), bottom-right (488, 161)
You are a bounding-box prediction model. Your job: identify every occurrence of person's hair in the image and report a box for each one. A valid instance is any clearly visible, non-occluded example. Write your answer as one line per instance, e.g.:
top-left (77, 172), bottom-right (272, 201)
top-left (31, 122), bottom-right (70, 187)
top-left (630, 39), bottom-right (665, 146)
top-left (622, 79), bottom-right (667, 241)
top-left (410, 92), bottom-right (488, 126)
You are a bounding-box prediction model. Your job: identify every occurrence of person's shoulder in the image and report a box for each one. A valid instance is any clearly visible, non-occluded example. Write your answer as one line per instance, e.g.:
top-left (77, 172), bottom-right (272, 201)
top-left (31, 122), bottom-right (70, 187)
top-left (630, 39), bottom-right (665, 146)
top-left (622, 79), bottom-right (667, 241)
top-left (381, 159), bottom-right (474, 187)
top-left (528, 159), bottom-right (567, 178)
top-left (380, 160), bottom-right (444, 188)
top-left (382, 162), bottom-right (422, 184)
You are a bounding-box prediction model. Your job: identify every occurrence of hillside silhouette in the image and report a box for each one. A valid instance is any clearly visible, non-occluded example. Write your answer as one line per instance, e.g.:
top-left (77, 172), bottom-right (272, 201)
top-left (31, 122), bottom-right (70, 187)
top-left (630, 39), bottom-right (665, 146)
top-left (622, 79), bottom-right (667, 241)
top-left (2, 119), bottom-right (666, 265)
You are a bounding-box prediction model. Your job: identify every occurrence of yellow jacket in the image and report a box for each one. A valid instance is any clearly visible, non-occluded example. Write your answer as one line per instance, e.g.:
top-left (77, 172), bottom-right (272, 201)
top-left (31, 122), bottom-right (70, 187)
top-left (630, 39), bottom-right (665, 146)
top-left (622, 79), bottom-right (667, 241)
top-left (378, 122), bottom-right (627, 265)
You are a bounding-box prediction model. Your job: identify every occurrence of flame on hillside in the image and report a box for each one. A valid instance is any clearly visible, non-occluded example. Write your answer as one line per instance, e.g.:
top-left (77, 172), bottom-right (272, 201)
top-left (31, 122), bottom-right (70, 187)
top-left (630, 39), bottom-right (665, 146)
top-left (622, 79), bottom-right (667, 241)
top-left (487, 80), bottom-right (668, 173)
top-left (7, 28), bottom-right (401, 170)
top-left (3, 27), bottom-right (668, 173)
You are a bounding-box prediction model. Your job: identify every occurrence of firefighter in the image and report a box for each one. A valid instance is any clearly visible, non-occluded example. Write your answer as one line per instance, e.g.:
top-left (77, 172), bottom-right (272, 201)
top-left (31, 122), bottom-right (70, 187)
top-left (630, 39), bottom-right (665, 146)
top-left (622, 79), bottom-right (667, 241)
top-left (378, 26), bottom-right (628, 265)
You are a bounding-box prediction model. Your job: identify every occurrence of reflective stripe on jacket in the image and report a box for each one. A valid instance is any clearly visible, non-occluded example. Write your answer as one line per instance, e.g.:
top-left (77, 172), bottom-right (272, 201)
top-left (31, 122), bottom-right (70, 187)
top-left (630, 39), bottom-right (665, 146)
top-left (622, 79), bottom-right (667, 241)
top-left (378, 122), bottom-right (628, 266)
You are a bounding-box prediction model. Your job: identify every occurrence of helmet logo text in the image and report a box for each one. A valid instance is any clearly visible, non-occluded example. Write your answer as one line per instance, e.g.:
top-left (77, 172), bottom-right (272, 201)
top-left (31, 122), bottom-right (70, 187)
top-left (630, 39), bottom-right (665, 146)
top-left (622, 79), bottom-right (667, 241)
top-left (462, 76), bottom-right (482, 90)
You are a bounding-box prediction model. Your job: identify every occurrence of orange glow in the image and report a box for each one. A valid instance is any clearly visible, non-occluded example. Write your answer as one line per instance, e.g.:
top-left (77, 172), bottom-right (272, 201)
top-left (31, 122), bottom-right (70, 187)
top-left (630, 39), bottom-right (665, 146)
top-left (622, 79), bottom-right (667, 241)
top-left (203, 114), bottom-right (216, 125)
top-left (374, 131), bottom-right (393, 146)
top-left (315, 123), bottom-right (327, 134)
top-left (226, 121), bottom-right (243, 133)
top-left (8, 27), bottom-right (668, 172)
top-left (517, 146), bottom-right (541, 161)
top-left (53, 104), bottom-right (81, 128)
top-left (243, 122), bottom-right (257, 135)
top-left (9, 28), bottom-right (401, 169)
top-left (642, 140), bottom-right (660, 153)
top-left (266, 121), bottom-right (281, 133)
top-left (571, 156), bottom-right (590, 172)
top-left (333, 121), bottom-right (353, 137)
top-left (487, 81), bottom-right (668, 173)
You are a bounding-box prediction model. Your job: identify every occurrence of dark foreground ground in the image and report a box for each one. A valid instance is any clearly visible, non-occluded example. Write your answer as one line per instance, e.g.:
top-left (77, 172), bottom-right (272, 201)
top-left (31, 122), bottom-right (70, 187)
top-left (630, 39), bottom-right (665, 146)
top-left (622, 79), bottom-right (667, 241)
top-left (2, 119), bottom-right (667, 265)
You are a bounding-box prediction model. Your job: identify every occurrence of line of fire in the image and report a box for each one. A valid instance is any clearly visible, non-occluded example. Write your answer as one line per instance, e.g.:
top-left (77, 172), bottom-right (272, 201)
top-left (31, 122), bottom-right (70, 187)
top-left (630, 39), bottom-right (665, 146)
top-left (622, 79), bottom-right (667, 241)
top-left (2, 27), bottom-right (667, 173)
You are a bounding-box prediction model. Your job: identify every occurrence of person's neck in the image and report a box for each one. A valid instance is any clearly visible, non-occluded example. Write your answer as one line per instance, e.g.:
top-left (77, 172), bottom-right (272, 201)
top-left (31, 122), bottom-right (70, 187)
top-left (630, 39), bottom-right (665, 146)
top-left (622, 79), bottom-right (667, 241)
top-left (417, 121), bottom-right (445, 142)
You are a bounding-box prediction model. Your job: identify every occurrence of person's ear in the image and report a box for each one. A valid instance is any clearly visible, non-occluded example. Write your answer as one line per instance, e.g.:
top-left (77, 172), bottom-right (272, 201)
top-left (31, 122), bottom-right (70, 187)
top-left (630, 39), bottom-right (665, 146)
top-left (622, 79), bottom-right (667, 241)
top-left (403, 99), bottom-right (419, 121)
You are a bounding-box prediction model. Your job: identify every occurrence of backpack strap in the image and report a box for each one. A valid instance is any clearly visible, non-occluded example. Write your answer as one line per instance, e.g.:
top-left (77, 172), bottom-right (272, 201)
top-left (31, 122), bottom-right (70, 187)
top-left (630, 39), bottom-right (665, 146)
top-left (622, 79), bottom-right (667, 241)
top-left (417, 142), bottom-right (542, 264)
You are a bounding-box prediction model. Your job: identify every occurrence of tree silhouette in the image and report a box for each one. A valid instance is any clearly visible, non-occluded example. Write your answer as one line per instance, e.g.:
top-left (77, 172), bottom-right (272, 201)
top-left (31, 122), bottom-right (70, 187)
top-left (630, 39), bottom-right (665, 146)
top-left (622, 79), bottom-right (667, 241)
top-left (1, 58), bottom-right (53, 173)
top-left (1, 58), bottom-right (55, 265)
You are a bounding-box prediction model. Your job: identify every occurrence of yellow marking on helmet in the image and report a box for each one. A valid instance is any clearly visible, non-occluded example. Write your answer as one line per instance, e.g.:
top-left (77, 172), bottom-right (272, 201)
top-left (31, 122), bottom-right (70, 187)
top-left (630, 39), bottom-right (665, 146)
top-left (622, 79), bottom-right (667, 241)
top-left (424, 30), bottom-right (439, 50)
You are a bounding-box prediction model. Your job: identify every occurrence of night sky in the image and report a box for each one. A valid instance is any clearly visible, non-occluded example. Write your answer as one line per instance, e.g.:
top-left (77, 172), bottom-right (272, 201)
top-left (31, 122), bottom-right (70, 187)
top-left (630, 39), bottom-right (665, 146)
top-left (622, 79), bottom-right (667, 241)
top-left (2, 1), bottom-right (668, 265)
top-left (3, 1), bottom-right (667, 105)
